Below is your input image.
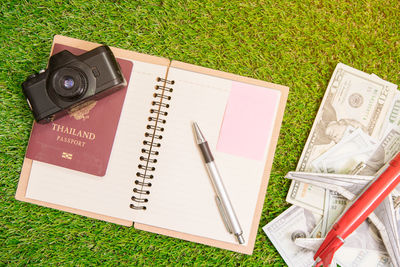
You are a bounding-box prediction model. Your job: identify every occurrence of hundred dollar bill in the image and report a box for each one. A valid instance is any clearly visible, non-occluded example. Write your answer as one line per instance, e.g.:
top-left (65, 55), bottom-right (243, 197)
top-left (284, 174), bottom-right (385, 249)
top-left (263, 205), bottom-right (321, 267)
top-left (372, 75), bottom-right (400, 134)
top-left (287, 63), bottom-right (398, 213)
top-left (295, 238), bottom-right (390, 267)
top-left (359, 89), bottom-right (400, 175)
top-left (321, 190), bottom-right (347, 237)
top-left (294, 239), bottom-right (391, 267)
top-left (294, 222), bottom-right (391, 267)
top-left (294, 218), bottom-right (388, 253)
top-left (383, 86), bottom-right (400, 130)
top-left (360, 128), bottom-right (400, 175)
top-left (311, 128), bottom-right (376, 174)
top-left (263, 205), bottom-right (390, 267)
top-left (287, 171), bottom-right (400, 266)
top-left (335, 247), bottom-right (391, 267)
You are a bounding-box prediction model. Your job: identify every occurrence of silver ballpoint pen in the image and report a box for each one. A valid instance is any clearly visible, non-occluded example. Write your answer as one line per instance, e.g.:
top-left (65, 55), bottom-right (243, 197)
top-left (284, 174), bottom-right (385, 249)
top-left (192, 122), bottom-right (245, 244)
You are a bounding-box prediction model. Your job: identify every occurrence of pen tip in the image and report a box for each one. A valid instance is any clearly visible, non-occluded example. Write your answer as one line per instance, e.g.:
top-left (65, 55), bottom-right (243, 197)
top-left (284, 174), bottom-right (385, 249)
top-left (192, 122), bottom-right (206, 144)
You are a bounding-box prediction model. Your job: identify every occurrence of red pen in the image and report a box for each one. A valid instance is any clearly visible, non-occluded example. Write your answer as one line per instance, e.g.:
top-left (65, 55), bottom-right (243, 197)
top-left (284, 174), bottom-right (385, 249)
top-left (313, 151), bottom-right (400, 267)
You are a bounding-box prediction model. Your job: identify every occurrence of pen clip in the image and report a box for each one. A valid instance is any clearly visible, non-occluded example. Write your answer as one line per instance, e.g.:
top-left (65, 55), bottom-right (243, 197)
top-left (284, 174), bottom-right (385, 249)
top-left (215, 196), bottom-right (233, 234)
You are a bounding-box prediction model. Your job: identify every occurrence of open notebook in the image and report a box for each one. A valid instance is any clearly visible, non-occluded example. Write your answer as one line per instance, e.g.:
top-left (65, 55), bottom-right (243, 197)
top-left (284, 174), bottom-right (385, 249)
top-left (16, 35), bottom-right (288, 254)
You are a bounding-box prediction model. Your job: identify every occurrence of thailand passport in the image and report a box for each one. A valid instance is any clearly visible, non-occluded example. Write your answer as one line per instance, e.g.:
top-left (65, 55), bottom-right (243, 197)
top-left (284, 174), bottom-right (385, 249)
top-left (25, 44), bottom-right (133, 176)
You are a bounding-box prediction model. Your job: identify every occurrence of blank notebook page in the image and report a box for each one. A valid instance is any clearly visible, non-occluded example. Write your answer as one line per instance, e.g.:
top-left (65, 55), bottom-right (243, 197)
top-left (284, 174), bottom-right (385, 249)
top-left (132, 66), bottom-right (277, 244)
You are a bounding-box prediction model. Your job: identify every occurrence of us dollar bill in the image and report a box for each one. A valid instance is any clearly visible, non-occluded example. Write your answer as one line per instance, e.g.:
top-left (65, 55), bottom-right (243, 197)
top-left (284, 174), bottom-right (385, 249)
top-left (311, 128), bottom-right (376, 174)
top-left (335, 248), bottom-right (391, 267)
top-left (360, 128), bottom-right (400, 175)
top-left (372, 75), bottom-right (400, 133)
top-left (294, 218), bottom-right (388, 253)
top-left (263, 206), bottom-right (321, 267)
top-left (287, 63), bottom-right (398, 213)
top-left (263, 205), bottom-right (391, 267)
top-left (287, 171), bottom-right (400, 266)
top-left (321, 190), bottom-right (347, 237)
top-left (359, 86), bottom-right (400, 175)
top-left (294, 239), bottom-right (391, 267)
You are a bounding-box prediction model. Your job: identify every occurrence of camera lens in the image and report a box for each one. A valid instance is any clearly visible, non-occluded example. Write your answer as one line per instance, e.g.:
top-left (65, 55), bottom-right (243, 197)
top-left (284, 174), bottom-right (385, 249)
top-left (62, 76), bottom-right (75, 89)
top-left (50, 67), bottom-right (88, 100)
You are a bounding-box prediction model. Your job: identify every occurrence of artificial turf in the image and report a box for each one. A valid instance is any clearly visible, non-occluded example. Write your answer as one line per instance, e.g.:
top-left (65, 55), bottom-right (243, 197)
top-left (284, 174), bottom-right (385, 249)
top-left (1, 0), bottom-right (399, 265)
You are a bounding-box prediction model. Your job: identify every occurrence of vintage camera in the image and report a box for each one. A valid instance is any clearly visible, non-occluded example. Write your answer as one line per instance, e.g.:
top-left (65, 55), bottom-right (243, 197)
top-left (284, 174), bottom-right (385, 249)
top-left (22, 45), bottom-right (126, 123)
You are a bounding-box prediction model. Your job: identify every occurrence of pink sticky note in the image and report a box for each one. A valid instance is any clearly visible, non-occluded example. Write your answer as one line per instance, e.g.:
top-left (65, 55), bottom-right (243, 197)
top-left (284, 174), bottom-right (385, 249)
top-left (217, 82), bottom-right (281, 161)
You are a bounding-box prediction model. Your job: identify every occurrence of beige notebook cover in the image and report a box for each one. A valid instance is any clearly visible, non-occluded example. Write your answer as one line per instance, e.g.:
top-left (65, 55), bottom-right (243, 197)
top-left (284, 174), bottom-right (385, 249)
top-left (16, 35), bottom-right (288, 254)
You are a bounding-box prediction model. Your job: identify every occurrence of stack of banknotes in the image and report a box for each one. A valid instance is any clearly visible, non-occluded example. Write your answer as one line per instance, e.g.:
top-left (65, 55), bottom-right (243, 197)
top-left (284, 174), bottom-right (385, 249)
top-left (264, 63), bottom-right (400, 267)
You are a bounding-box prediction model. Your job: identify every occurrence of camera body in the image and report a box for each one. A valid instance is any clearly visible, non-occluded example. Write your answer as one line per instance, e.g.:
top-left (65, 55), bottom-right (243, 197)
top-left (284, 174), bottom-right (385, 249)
top-left (22, 45), bottom-right (126, 123)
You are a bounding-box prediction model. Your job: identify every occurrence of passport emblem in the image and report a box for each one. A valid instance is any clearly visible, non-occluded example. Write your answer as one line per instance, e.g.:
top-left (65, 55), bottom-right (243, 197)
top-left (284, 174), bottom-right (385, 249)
top-left (62, 152), bottom-right (73, 160)
top-left (68, 100), bottom-right (97, 121)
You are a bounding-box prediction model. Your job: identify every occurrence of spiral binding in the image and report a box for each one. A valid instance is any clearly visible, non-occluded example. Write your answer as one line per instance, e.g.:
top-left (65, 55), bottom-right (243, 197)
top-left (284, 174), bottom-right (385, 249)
top-left (130, 77), bottom-right (175, 210)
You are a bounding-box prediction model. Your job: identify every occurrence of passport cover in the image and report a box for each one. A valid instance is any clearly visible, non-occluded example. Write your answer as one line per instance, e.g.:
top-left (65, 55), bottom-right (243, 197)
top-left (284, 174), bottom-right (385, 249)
top-left (25, 44), bottom-right (133, 176)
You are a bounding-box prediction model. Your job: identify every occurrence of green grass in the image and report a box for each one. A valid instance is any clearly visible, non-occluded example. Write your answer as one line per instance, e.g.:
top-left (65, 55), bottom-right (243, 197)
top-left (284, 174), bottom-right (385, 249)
top-left (1, 0), bottom-right (399, 265)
